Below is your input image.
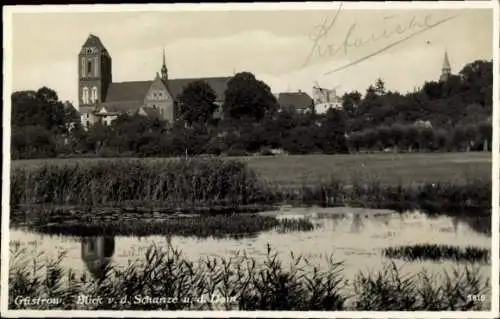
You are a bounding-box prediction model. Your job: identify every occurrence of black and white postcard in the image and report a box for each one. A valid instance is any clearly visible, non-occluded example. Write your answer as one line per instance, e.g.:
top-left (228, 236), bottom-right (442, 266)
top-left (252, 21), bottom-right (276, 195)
top-left (1, 1), bottom-right (498, 318)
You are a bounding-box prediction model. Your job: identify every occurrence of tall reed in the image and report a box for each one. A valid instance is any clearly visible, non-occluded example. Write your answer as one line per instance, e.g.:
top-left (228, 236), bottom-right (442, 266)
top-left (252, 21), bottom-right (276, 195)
top-left (10, 159), bottom-right (271, 208)
top-left (9, 244), bottom-right (489, 311)
top-left (11, 159), bottom-right (491, 218)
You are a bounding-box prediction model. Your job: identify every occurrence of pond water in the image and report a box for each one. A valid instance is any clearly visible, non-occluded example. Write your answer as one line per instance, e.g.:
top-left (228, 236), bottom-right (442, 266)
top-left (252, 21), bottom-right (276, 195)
top-left (9, 207), bottom-right (491, 285)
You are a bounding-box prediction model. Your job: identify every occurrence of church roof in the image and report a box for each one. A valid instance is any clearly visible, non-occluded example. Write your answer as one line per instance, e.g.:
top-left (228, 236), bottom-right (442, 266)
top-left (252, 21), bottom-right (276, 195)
top-left (278, 92), bottom-right (313, 111)
top-left (105, 81), bottom-right (152, 102)
top-left (103, 77), bottom-right (232, 104)
top-left (168, 77), bottom-right (231, 101)
top-left (100, 100), bottom-right (143, 114)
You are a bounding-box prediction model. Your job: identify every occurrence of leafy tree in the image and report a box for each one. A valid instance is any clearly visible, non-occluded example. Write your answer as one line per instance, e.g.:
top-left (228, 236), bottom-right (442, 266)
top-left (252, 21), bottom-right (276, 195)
top-left (434, 129), bottom-right (449, 151)
top-left (222, 72), bottom-right (279, 122)
top-left (374, 78), bottom-right (386, 96)
top-left (177, 80), bottom-right (218, 125)
top-left (12, 87), bottom-right (75, 135)
top-left (478, 121), bottom-right (492, 151)
top-left (418, 127), bottom-right (435, 152)
top-left (422, 81), bottom-right (443, 100)
top-left (11, 125), bottom-right (56, 159)
top-left (282, 126), bottom-right (317, 155)
top-left (317, 108), bottom-right (349, 154)
top-left (389, 124), bottom-right (405, 151)
top-left (342, 91), bottom-right (362, 120)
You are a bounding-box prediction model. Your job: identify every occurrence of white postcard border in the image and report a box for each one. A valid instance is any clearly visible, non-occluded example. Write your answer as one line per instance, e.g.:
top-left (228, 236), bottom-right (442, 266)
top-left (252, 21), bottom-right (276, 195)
top-left (1, 1), bottom-right (498, 318)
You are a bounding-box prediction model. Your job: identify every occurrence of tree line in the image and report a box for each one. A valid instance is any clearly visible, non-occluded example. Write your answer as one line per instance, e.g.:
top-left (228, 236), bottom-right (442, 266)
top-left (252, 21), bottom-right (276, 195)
top-left (11, 60), bottom-right (492, 159)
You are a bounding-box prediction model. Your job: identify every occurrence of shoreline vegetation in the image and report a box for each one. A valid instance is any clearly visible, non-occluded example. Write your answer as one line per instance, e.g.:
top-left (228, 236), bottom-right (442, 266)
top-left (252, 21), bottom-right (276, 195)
top-left (11, 156), bottom-right (492, 236)
top-left (9, 156), bottom-right (492, 311)
top-left (382, 244), bottom-right (490, 264)
top-left (9, 244), bottom-right (490, 311)
top-left (11, 157), bottom-right (491, 214)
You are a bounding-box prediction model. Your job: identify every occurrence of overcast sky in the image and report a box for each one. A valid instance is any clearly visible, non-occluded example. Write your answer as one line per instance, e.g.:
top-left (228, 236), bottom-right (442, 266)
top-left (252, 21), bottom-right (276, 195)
top-left (8, 4), bottom-right (494, 106)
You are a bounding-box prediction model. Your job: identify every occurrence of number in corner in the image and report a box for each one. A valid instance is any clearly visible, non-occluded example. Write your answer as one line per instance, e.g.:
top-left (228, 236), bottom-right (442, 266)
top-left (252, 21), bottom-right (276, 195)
top-left (467, 294), bottom-right (487, 302)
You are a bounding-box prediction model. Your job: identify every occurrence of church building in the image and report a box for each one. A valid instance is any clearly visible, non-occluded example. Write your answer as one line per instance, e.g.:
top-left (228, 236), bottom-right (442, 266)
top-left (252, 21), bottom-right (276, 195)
top-left (78, 34), bottom-right (232, 128)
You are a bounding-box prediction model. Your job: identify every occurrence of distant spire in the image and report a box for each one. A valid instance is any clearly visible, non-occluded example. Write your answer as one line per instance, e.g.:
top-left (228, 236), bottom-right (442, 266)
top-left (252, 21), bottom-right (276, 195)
top-left (162, 47), bottom-right (166, 68)
top-left (442, 50), bottom-right (451, 71)
top-left (161, 47), bottom-right (168, 82)
top-left (439, 49), bottom-right (451, 82)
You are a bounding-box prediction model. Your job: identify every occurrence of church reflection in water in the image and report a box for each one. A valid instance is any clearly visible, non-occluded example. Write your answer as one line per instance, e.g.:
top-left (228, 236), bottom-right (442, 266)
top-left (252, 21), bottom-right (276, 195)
top-left (80, 236), bottom-right (115, 280)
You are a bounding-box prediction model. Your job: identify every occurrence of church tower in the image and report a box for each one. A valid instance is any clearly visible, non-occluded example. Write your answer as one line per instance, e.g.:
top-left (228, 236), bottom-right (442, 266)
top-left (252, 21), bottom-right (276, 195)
top-left (78, 34), bottom-right (112, 109)
top-left (161, 48), bottom-right (168, 82)
top-left (439, 50), bottom-right (451, 82)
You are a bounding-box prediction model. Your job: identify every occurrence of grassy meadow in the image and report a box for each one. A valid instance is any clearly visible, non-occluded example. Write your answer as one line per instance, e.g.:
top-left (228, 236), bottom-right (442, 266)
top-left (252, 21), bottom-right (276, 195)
top-left (12, 152), bottom-right (491, 187)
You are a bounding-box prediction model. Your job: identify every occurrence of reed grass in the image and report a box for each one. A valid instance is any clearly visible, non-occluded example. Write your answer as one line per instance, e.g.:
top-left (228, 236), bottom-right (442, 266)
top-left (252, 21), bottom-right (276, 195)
top-left (10, 158), bottom-right (491, 218)
top-left (10, 158), bottom-right (271, 208)
top-left (272, 176), bottom-right (491, 215)
top-left (8, 243), bottom-right (489, 311)
top-left (21, 214), bottom-right (315, 238)
top-left (382, 244), bottom-right (490, 264)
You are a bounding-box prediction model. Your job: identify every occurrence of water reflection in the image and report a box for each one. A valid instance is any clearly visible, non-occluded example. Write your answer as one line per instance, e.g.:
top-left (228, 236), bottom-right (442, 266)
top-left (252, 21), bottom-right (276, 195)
top-left (81, 236), bottom-right (115, 280)
top-left (350, 213), bottom-right (364, 233)
top-left (9, 208), bottom-right (491, 285)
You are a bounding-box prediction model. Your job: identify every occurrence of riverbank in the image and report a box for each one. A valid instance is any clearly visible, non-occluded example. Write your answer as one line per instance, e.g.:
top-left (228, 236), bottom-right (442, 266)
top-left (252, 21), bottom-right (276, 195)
top-left (10, 156), bottom-right (491, 217)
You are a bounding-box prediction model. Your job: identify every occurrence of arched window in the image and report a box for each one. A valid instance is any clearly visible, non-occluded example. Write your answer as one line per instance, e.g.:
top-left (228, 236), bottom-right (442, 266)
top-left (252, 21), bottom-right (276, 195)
top-left (91, 86), bottom-right (98, 103)
top-left (87, 60), bottom-right (92, 76)
top-left (81, 58), bottom-right (86, 76)
top-left (94, 57), bottom-right (98, 76)
top-left (82, 87), bottom-right (89, 104)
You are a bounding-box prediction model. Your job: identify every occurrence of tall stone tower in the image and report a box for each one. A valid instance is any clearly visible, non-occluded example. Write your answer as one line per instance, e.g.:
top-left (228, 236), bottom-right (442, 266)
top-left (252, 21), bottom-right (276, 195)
top-left (78, 34), bottom-right (112, 109)
top-left (161, 48), bottom-right (168, 82)
top-left (439, 50), bottom-right (451, 82)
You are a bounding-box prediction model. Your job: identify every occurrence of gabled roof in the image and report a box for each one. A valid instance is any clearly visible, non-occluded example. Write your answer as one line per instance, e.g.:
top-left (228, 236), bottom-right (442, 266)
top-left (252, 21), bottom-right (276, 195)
top-left (105, 81), bottom-right (153, 102)
top-left (99, 100), bottom-right (143, 114)
top-left (168, 77), bottom-right (231, 101)
top-left (103, 77), bottom-right (232, 104)
top-left (278, 92), bottom-right (313, 110)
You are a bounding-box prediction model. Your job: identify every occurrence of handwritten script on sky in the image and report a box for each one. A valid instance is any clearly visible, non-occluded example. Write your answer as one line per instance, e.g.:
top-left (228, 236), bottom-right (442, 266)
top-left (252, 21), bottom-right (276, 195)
top-left (302, 2), bottom-right (461, 75)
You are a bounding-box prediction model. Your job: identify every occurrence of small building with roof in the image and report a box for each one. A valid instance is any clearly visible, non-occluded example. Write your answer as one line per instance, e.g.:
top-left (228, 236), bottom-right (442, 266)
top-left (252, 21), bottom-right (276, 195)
top-left (277, 90), bottom-right (314, 113)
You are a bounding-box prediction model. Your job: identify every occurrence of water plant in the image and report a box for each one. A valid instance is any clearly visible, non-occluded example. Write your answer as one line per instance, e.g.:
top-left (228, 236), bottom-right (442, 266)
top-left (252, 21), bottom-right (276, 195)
top-left (382, 244), bottom-right (490, 264)
top-left (8, 243), bottom-right (490, 311)
top-left (18, 214), bottom-right (316, 239)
